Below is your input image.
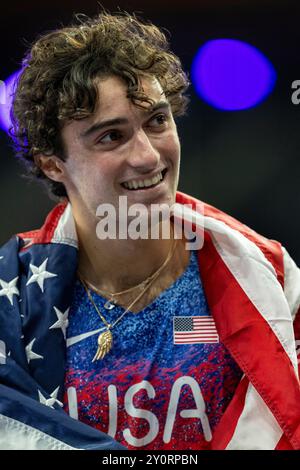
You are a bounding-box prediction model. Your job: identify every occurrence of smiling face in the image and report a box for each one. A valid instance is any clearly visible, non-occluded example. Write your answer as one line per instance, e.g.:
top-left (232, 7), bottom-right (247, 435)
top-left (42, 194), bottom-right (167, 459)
top-left (44, 75), bottom-right (181, 228)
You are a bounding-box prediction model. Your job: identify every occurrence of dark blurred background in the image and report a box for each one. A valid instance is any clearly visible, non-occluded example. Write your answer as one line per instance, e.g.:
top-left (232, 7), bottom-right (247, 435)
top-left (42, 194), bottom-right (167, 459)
top-left (1, 0), bottom-right (300, 262)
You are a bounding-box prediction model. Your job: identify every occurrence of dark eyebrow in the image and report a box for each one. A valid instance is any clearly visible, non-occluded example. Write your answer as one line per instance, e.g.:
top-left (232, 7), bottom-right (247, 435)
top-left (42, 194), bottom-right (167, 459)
top-left (147, 101), bottom-right (171, 114)
top-left (81, 117), bottom-right (129, 139)
top-left (80, 101), bottom-right (171, 139)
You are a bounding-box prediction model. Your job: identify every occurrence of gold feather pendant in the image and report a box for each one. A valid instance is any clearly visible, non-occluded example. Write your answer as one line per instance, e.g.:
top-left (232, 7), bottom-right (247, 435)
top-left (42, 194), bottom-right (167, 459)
top-left (92, 329), bottom-right (113, 362)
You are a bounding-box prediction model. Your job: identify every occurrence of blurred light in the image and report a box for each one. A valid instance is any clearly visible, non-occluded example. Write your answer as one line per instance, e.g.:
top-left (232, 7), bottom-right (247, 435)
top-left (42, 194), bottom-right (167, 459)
top-left (0, 81), bottom-right (5, 105)
top-left (191, 39), bottom-right (277, 111)
top-left (0, 70), bottom-right (22, 133)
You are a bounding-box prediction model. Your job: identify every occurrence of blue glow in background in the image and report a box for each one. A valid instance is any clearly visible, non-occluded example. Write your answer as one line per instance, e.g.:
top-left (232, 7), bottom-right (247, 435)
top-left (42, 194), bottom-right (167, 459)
top-left (0, 70), bottom-right (21, 133)
top-left (191, 39), bottom-right (277, 111)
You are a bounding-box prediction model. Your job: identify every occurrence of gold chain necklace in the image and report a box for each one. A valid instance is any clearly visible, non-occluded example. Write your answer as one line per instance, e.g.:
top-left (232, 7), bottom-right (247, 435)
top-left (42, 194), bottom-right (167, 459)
top-left (81, 262), bottom-right (165, 311)
top-left (78, 237), bottom-right (177, 362)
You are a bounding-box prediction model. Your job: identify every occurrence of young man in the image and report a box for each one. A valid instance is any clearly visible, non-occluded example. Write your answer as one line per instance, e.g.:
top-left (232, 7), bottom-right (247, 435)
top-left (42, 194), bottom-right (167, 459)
top-left (0, 12), bottom-right (300, 450)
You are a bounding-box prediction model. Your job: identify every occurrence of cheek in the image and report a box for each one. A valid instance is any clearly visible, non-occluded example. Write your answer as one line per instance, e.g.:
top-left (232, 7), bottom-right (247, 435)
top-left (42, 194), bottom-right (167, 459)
top-left (79, 160), bottom-right (121, 198)
top-left (165, 134), bottom-right (180, 165)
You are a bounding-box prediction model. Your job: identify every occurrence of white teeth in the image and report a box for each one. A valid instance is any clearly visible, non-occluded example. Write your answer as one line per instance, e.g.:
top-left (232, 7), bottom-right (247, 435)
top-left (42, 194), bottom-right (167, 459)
top-left (143, 179), bottom-right (151, 187)
top-left (123, 171), bottom-right (163, 190)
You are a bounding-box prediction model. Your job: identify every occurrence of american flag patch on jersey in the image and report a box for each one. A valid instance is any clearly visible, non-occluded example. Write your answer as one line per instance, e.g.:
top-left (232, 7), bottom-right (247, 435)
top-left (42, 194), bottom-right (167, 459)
top-left (173, 316), bottom-right (219, 344)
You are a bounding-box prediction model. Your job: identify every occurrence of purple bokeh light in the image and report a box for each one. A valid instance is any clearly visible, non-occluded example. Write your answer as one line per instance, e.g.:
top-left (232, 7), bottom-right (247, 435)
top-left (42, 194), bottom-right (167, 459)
top-left (191, 39), bottom-right (277, 111)
top-left (0, 70), bottom-right (22, 133)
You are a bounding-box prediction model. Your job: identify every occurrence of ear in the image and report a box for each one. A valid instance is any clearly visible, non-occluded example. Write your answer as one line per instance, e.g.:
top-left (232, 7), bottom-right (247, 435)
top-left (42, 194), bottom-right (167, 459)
top-left (34, 154), bottom-right (65, 183)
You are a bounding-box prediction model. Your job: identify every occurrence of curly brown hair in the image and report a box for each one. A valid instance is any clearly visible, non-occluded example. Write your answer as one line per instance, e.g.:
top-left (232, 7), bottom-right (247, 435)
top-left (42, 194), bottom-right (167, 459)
top-left (11, 11), bottom-right (190, 198)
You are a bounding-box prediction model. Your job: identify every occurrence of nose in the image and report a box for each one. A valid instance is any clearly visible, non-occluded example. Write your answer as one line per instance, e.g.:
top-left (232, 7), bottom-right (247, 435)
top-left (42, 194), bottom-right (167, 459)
top-left (126, 129), bottom-right (160, 172)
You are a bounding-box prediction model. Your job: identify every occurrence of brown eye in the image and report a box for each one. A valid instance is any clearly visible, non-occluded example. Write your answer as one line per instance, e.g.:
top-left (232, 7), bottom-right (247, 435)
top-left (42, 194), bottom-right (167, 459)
top-left (99, 130), bottom-right (122, 144)
top-left (151, 114), bottom-right (167, 126)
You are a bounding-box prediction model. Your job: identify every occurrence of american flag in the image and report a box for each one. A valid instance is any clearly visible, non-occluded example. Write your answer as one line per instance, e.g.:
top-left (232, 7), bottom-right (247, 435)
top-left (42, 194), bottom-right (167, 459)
top-left (0, 197), bottom-right (299, 449)
top-left (0, 203), bottom-right (125, 450)
top-left (173, 316), bottom-right (219, 344)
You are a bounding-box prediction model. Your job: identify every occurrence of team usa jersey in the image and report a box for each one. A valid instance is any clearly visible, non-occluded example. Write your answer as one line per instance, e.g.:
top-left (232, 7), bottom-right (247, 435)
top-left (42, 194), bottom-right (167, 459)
top-left (63, 250), bottom-right (243, 450)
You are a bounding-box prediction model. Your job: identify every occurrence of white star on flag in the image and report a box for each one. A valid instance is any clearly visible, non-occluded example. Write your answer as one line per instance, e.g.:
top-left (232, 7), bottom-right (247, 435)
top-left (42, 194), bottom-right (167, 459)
top-left (0, 256), bottom-right (4, 260)
top-left (26, 258), bottom-right (57, 292)
top-left (25, 338), bottom-right (44, 363)
top-left (49, 307), bottom-right (70, 340)
top-left (38, 386), bottom-right (63, 409)
top-left (0, 276), bottom-right (19, 305)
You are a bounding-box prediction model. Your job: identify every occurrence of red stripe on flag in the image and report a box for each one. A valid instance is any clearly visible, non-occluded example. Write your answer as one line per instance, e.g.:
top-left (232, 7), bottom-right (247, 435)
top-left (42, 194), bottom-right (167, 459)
top-left (198, 232), bottom-right (300, 449)
top-left (211, 375), bottom-right (249, 450)
top-left (275, 434), bottom-right (294, 450)
top-left (18, 202), bottom-right (68, 249)
top-left (175, 191), bottom-right (284, 288)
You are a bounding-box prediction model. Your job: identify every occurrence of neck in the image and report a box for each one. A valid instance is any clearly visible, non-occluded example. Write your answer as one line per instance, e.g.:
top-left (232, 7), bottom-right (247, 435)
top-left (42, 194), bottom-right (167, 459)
top-left (76, 217), bottom-right (180, 293)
